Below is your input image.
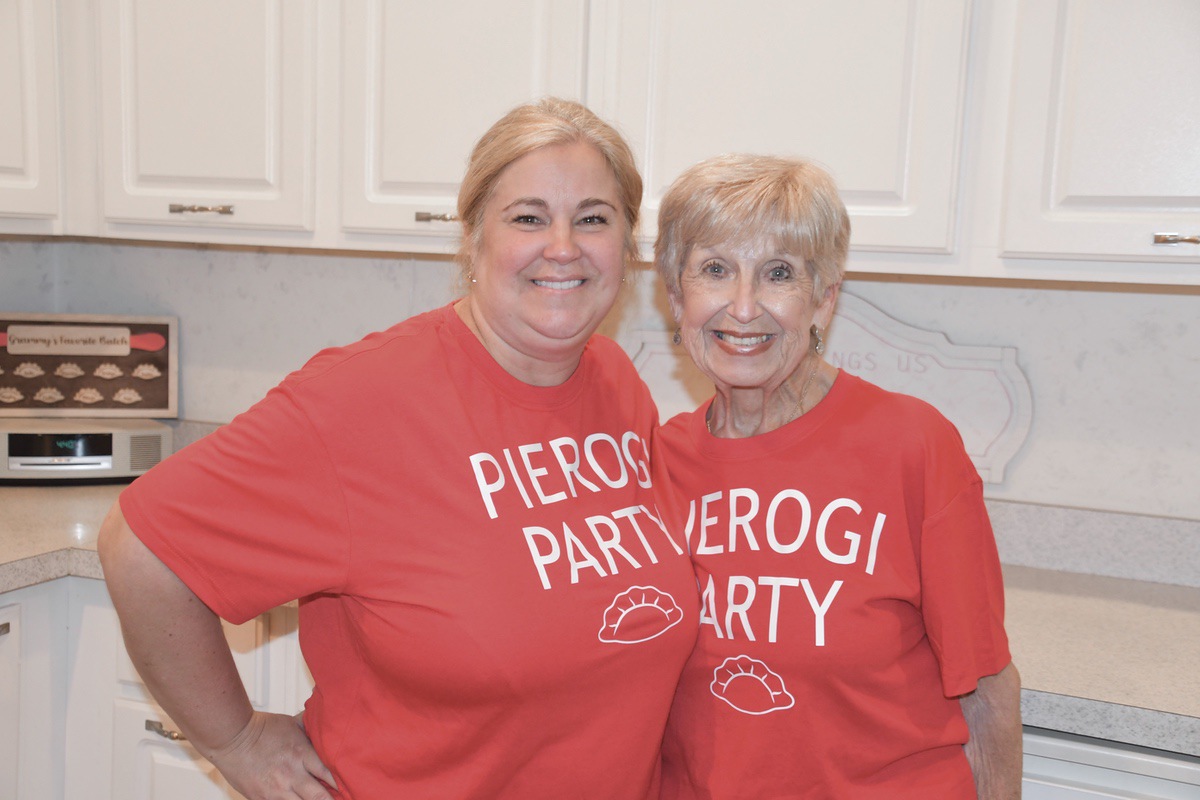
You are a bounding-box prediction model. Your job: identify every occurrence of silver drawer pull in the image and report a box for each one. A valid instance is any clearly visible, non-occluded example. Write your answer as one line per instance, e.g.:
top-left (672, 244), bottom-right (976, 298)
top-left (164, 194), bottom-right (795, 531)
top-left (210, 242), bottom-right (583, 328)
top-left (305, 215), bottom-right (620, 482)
top-left (146, 719), bottom-right (187, 741)
top-left (169, 204), bottom-right (235, 215)
top-left (0, 622), bottom-right (9, 636)
top-left (1153, 233), bottom-right (1200, 245)
top-left (414, 211), bottom-right (458, 222)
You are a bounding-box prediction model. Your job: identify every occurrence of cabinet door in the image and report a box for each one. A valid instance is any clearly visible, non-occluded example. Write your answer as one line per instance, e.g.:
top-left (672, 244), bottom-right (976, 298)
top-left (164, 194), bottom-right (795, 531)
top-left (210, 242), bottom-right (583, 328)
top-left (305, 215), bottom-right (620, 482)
top-left (591, 0), bottom-right (971, 254)
top-left (0, 604), bottom-right (18, 800)
top-left (96, 0), bottom-right (316, 238)
top-left (113, 700), bottom-right (247, 800)
top-left (1002, 0), bottom-right (1200, 268)
top-left (339, 0), bottom-right (588, 249)
top-left (64, 578), bottom-right (285, 800)
top-left (0, 0), bottom-right (61, 233)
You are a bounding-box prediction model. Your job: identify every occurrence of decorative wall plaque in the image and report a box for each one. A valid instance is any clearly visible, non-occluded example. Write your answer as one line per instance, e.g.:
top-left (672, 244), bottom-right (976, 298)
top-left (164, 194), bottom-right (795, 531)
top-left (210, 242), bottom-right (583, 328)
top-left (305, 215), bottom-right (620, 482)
top-left (0, 313), bottom-right (178, 418)
top-left (623, 292), bottom-right (1032, 483)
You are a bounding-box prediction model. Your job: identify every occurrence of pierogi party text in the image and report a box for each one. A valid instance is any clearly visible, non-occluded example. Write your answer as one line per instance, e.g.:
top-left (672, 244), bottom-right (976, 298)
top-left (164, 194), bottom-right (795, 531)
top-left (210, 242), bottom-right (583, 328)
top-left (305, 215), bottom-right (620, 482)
top-left (682, 487), bottom-right (887, 646)
top-left (469, 431), bottom-right (684, 590)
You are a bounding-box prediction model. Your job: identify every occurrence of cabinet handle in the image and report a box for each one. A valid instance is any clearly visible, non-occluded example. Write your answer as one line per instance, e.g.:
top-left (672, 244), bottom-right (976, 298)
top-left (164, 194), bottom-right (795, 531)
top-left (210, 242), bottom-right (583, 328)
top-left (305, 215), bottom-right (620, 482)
top-left (1153, 233), bottom-right (1200, 245)
top-left (0, 622), bottom-right (8, 636)
top-left (145, 719), bottom-right (187, 741)
top-left (414, 211), bottom-right (458, 222)
top-left (168, 204), bottom-right (235, 215)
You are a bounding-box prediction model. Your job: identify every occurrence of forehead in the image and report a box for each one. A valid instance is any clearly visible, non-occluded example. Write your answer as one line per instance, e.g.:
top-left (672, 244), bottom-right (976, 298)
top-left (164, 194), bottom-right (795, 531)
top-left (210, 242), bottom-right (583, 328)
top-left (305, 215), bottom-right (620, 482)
top-left (687, 237), bottom-right (797, 264)
top-left (488, 142), bottom-right (619, 205)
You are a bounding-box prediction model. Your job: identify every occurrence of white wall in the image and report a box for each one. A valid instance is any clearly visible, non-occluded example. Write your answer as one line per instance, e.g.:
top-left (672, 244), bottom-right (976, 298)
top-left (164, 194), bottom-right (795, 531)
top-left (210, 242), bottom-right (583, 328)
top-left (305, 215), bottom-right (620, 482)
top-left (2, 237), bottom-right (1198, 522)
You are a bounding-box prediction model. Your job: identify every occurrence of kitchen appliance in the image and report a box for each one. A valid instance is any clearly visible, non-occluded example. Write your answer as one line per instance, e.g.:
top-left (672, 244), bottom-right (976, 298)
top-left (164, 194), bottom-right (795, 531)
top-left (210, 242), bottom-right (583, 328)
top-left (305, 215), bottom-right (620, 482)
top-left (0, 418), bottom-right (172, 483)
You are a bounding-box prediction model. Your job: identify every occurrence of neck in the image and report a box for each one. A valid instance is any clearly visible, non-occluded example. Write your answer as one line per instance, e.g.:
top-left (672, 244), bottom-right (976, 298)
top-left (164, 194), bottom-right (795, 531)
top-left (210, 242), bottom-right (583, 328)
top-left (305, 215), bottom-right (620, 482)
top-left (454, 298), bottom-right (584, 387)
top-left (708, 359), bottom-right (830, 438)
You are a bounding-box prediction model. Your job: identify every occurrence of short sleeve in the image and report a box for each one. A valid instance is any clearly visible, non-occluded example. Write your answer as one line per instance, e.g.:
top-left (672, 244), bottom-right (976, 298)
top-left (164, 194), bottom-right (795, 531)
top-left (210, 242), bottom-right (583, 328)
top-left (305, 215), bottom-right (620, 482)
top-left (119, 384), bottom-right (352, 624)
top-left (919, 478), bottom-right (1011, 697)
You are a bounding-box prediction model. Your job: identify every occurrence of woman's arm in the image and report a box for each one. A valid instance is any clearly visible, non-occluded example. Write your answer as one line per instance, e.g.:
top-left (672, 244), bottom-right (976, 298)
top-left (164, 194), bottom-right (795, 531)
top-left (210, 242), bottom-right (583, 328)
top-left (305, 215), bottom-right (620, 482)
top-left (97, 502), bottom-right (336, 800)
top-left (959, 661), bottom-right (1023, 800)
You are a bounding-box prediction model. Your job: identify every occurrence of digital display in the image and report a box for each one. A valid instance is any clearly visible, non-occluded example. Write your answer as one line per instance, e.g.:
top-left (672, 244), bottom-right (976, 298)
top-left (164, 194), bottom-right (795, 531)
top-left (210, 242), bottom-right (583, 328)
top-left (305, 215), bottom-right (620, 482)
top-left (9, 433), bottom-right (113, 458)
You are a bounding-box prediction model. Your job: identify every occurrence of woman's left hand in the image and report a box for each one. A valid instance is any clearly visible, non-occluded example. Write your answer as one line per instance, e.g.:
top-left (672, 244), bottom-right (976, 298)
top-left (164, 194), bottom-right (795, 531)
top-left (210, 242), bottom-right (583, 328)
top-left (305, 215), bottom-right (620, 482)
top-left (206, 710), bottom-right (338, 800)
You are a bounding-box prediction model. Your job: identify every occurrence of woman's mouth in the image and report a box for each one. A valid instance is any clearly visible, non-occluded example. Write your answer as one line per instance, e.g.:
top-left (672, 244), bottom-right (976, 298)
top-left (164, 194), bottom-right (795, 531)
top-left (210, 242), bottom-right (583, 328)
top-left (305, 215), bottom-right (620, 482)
top-left (714, 331), bottom-right (773, 346)
top-left (532, 278), bottom-right (585, 290)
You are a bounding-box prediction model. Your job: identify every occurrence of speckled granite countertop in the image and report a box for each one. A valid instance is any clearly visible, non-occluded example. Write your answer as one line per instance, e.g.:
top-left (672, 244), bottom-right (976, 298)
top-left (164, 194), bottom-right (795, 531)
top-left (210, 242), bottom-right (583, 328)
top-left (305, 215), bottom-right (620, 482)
top-left (3, 484), bottom-right (1199, 757)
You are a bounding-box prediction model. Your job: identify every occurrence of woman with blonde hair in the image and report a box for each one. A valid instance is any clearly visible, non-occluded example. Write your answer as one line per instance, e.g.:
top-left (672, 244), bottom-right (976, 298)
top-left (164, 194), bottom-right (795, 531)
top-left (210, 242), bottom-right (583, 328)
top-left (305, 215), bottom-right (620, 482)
top-left (653, 153), bottom-right (1021, 799)
top-left (98, 99), bottom-right (698, 799)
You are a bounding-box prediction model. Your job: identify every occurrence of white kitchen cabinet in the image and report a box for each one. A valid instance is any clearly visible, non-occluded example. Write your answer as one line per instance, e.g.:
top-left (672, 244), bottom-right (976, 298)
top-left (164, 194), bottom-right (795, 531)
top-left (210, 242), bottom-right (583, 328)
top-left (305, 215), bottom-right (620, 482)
top-left (0, 602), bottom-right (19, 800)
top-left (93, 0), bottom-right (318, 242)
top-left (112, 700), bottom-right (247, 800)
top-left (590, 0), bottom-right (973, 254)
top-left (338, 0), bottom-right (589, 250)
top-left (1, 580), bottom-right (69, 800)
top-left (63, 577), bottom-right (306, 800)
top-left (1023, 729), bottom-right (1200, 799)
top-left (1001, 0), bottom-right (1200, 269)
top-left (0, 0), bottom-right (63, 234)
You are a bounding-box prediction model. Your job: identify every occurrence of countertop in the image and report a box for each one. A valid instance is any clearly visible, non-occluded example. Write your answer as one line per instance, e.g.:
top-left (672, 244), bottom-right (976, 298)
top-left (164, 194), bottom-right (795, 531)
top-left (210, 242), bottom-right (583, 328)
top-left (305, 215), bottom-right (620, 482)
top-left (3, 484), bottom-right (1199, 757)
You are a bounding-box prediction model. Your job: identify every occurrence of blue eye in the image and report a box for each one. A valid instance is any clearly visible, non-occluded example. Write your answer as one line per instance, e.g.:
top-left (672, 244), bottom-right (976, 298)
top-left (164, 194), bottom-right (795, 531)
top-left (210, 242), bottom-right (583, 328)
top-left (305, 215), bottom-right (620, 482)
top-left (702, 260), bottom-right (725, 275)
top-left (768, 263), bottom-right (793, 280)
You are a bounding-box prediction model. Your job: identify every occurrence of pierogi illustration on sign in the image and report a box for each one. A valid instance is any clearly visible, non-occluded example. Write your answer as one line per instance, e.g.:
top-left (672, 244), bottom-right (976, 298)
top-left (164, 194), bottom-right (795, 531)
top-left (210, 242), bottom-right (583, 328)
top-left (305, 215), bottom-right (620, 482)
top-left (55, 362), bottom-right (86, 379)
top-left (710, 655), bottom-right (795, 715)
top-left (34, 387), bottom-right (65, 404)
top-left (112, 387), bottom-right (143, 405)
top-left (0, 387), bottom-right (23, 403)
top-left (94, 363), bottom-right (123, 379)
top-left (598, 586), bottom-right (684, 644)
top-left (14, 362), bottom-right (45, 378)
top-left (132, 363), bottom-right (162, 380)
top-left (73, 387), bottom-right (104, 404)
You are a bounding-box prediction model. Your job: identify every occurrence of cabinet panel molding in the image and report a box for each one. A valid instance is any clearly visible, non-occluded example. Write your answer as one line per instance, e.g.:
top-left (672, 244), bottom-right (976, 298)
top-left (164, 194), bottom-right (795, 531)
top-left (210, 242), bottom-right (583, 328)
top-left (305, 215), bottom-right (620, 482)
top-left (113, 699), bottom-right (246, 800)
top-left (590, 0), bottom-right (972, 254)
top-left (1002, 0), bottom-right (1200, 264)
top-left (0, 603), bottom-right (19, 800)
top-left (97, 0), bottom-right (317, 233)
top-left (340, 0), bottom-right (589, 242)
top-left (0, 0), bottom-right (61, 230)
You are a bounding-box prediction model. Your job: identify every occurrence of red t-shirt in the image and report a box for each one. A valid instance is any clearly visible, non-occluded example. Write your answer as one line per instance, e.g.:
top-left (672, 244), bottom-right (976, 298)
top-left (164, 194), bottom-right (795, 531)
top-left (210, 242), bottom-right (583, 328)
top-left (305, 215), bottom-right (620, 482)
top-left (654, 371), bottom-right (1010, 800)
top-left (120, 303), bottom-right (699, 799)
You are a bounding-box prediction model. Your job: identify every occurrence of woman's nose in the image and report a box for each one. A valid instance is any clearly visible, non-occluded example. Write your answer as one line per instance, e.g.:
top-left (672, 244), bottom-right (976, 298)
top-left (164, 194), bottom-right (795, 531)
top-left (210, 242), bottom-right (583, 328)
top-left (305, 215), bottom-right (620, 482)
top-left (544, 221), bottom-right (582, 264)
top-left (728, 275), bottom-right (760, 322)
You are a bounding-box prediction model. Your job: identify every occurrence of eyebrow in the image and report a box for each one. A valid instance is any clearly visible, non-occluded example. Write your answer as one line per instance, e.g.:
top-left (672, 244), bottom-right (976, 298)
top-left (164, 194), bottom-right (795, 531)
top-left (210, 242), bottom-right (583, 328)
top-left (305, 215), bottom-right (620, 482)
top-left (502, 197), bottom-right (618, 212)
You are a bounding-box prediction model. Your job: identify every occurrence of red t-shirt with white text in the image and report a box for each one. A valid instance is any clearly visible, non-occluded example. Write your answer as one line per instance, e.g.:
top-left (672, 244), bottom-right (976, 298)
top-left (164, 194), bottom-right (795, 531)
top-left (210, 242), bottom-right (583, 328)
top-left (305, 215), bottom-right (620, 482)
top-left (121, 303), bottom-right (699, 799)
top-left (655, 371), bottom-right (1010, 800)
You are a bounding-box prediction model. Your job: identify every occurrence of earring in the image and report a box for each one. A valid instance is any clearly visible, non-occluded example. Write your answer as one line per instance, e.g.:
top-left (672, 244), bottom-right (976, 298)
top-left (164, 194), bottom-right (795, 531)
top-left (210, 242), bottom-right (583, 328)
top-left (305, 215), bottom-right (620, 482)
top-left (468, 271), bottom-right (477, 285)
top-left (810, 324), bottom-right (825, 356)
top-left (672, 328), bottom-right (682, 346)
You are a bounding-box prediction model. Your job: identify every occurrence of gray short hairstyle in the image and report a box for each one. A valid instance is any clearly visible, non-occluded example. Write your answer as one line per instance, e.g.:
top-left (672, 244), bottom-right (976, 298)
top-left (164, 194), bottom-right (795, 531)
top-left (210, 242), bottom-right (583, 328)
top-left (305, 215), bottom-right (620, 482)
top-left (654, 154), bottom-right (850, 298)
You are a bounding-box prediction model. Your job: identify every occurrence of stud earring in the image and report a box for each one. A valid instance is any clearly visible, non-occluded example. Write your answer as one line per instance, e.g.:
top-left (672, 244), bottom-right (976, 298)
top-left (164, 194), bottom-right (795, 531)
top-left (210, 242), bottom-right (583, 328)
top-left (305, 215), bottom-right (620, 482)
top-left (672, 328), bottom-right (682, 346)
top-left (810, 324), bottom-right (825, 356)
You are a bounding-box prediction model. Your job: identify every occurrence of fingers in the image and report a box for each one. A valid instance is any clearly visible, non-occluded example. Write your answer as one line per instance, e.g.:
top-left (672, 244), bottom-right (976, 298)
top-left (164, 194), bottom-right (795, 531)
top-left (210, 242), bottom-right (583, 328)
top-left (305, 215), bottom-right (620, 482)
top-left (209, 711), bottom-right (338, 800)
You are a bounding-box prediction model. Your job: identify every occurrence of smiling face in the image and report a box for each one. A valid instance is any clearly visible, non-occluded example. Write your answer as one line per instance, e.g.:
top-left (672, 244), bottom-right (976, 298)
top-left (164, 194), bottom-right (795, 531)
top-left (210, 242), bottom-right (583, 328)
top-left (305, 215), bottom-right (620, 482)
top-left (464, 141), bottom-right (628, 383)
top-left (671, 238), bottom-right (838, 393)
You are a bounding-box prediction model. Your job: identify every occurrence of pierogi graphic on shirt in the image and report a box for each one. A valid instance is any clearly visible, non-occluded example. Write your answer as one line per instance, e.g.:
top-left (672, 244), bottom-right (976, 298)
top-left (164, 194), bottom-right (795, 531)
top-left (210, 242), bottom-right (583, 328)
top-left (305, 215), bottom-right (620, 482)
top-left (598, 585), bottom-right (684, 644)
top-left (710, 655), bottom-right (795, 715)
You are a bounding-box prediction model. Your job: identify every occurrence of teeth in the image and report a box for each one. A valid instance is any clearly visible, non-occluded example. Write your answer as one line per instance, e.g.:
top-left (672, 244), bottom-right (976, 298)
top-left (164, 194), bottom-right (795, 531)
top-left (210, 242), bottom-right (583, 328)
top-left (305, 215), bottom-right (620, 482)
top-left (716, 332), bottom-right (771, 346)
top-left (533, 279), bottom-right (584, 290)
